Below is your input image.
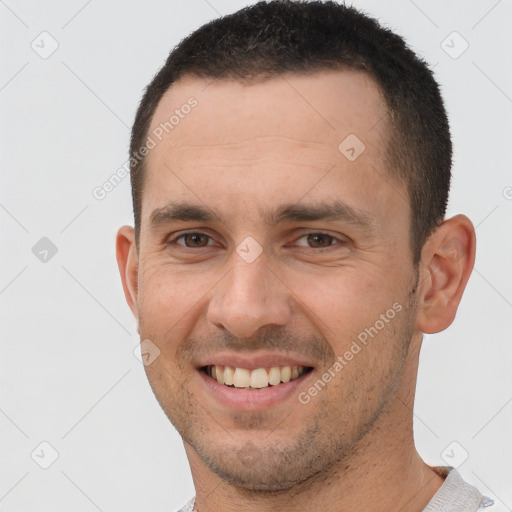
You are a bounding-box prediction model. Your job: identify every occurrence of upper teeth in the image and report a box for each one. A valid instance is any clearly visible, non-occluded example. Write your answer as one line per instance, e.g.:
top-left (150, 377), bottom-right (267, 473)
top-left (207, 365), bottom-right (306, 389)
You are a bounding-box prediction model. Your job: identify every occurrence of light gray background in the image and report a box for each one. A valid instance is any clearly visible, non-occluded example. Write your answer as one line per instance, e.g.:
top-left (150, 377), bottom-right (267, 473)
top-left (1, 0), bottom-right (511, 510)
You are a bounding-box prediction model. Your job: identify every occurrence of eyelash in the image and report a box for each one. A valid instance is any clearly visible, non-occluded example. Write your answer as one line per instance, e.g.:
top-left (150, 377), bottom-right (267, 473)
top-left (167, 230), bottom-right (348, 251)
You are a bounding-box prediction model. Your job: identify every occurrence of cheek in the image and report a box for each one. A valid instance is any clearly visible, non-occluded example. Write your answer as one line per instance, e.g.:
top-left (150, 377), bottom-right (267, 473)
top-left (282, 263), bottom-right (401, 343)
top-left (136, 263), bottom-right (213, 348)
top-left (307, 300), bottom-right (412, 422)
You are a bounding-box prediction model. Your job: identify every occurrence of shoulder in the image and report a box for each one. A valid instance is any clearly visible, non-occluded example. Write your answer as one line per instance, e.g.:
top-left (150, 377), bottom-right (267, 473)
top-left (424, 467), bottom-right (496, 512)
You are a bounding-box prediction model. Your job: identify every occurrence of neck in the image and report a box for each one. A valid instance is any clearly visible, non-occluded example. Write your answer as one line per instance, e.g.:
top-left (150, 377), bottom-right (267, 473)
top-left (187, 333), bottom-right (444, 512)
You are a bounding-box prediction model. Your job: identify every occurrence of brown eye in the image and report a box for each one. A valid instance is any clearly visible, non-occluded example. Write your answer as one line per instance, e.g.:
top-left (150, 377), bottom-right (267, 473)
top-left (180, 233), bottom-right (211, 247)
top-left (306, 233), bottom-right (334, 248)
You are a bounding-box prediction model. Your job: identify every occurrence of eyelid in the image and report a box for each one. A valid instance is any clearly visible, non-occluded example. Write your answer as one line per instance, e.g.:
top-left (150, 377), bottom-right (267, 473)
top-left (166, 229), bottom-right (349, 250)
top-left (167, 229), bottom-right (221, 247)
top-left (292, 230), bottom-right (349, 248)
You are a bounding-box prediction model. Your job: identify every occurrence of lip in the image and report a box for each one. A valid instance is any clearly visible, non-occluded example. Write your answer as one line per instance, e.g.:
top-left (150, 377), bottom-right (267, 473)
top-left (196, 352), bottom-right (315, 371)
top-left (198, 366), bottom-right (314, 410)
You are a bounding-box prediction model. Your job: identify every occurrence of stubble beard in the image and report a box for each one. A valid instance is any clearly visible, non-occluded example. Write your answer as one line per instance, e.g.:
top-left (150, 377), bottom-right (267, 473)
top-left (141, 272), bottom-right (420, 495)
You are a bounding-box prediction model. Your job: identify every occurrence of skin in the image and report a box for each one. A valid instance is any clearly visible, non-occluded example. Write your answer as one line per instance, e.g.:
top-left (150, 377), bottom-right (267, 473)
top-left (116, 70), bottom-right (476, 511)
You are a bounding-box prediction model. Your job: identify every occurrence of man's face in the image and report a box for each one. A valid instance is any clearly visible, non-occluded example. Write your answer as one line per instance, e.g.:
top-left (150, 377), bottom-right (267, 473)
top-left (134, 70), bottom-right (419, 490)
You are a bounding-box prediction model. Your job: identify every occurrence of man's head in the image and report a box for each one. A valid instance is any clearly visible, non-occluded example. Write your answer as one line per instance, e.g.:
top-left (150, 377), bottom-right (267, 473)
top-left (117, 0), bottom-right (475, 499)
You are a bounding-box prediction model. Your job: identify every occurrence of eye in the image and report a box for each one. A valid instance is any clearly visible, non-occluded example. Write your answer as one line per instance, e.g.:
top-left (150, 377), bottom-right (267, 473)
top-left (167, 230), bottom-right (346, 251)
top-left (294, 232), bottom-right (344, 249)
top-left (173, 232), bottom-right (215, 248)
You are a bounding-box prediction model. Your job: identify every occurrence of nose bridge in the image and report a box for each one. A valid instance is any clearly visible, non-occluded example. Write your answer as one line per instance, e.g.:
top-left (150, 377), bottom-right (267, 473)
top-left (207, 251), bottom-right (291, 338)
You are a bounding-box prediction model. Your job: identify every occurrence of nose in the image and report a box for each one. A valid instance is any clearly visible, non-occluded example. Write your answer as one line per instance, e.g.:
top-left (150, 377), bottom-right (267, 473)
top-left (207, 252), bottom-right (292, 339)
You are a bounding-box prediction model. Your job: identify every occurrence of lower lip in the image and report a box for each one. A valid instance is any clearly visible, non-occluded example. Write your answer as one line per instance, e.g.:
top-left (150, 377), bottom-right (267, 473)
top-left (198, 369), bottom-right (313, 410)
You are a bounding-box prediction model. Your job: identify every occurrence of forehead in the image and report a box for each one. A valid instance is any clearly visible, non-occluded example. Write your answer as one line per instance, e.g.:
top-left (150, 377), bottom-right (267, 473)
top-left (142, 70), bottom-right (405, 226)
top-left (147, 69), bottom-right (388, 152)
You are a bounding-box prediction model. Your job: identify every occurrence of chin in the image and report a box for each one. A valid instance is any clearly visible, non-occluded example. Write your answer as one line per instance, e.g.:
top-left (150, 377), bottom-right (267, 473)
top-left (205, 455), bottom-right (307, 492)
top-left (187, 429), bottom-right (341, 494)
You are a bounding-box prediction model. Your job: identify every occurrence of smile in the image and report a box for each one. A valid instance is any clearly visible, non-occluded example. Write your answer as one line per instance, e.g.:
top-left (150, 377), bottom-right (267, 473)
top-left (202, 365), bottom-right (313, 390)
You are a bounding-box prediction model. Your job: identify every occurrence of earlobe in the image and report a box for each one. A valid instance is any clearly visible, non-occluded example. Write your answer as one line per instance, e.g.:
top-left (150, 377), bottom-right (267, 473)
top-left (116, 225), bottom-right (139, 321)
top-left (415, 215), bottom-right (476, 334)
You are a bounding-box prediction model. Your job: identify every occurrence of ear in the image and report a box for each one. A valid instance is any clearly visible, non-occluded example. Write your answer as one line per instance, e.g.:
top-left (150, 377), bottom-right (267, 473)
top-left (415, 215), bottom-right (476, 334)
top-left (116, 225), bottom-right (139, 323)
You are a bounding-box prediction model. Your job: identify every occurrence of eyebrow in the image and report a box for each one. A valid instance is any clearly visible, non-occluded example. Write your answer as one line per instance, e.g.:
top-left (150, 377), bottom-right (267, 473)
top-left (268, 202), bottom-right (376, 229)
top-left (149, 200), bottom-right (376, 230)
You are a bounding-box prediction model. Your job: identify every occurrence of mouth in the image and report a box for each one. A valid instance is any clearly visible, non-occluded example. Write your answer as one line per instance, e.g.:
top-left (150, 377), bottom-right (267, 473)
top-left (201, 364), bottom-right (314, 390)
